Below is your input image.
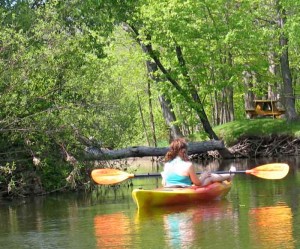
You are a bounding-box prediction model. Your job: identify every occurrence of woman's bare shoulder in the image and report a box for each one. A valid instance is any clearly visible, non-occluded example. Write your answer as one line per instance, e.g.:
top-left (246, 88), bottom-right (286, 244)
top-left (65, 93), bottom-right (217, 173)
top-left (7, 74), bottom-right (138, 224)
top-left (185, 161), bottom-right (193, 170)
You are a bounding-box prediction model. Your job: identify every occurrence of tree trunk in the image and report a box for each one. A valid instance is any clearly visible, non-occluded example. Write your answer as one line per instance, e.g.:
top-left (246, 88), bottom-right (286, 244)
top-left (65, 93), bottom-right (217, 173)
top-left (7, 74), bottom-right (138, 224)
top-left (84, 140), bottom-right (225, 160)
top-left (174, 44), bottom-right (219, 140)
top-left (243, 69), bottom-right (255, 118)
top-left (121, 22), bottom-right (183, 140)
top-left (147, 80), bottom-right (157, 146)
top-left (136, 91), bottom-right (151, 146)
top-left (219, 50), bottom-right (234, 124)
top-left (158, 95), bottom-right (183, 140)
top-left (276, 3), bottom-right (298, 121)
top-left (268, 52), bottom-right (285, 109)
top-left (212, 91), bottom-right (219, 126)
top-left (144, 58), bottom-right (183, 141)
top-left (227, 52), bottom-right (235, 121)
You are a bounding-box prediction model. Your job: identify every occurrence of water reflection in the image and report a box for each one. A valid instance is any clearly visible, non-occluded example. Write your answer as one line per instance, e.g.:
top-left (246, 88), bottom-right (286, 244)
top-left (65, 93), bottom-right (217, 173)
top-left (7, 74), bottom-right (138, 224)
top-left (136, 201), bottom-right (234, 248)
top-left (164, 212), bottom-right (195, 248)
top-left (1, 156), bottom-right (300, 249)
top-left (94, 212), bottom-right (132, 248)
top-left (249, 203), bottom-right (295, 249)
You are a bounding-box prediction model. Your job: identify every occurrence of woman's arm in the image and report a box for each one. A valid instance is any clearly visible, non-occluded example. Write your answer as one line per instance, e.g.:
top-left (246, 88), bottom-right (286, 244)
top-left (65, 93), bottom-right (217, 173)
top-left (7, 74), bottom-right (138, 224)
top-left (161, 171), bottom-right (166, 186)
top-left (188, 165), bottom-right (202, 186)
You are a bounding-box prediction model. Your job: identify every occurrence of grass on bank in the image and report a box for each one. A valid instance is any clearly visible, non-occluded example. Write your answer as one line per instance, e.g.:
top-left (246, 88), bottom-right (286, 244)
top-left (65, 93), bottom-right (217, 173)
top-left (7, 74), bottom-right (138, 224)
top-left (157, 119), bottom-right (300, 148)
top-left (212, 119), bottom-right (300, 146)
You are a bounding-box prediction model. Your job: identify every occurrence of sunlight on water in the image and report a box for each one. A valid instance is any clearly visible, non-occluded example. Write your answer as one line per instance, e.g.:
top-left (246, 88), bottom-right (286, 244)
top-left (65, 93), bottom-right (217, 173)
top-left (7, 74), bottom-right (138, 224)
top-left (94, 212), bottom-right (133, 248)
top-left (249, 203), bottom-right (295, 249)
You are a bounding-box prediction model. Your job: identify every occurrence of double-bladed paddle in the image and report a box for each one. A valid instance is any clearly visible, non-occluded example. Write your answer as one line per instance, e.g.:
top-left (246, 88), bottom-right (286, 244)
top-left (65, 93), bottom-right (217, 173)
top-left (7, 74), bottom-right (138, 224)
top-left (91, 163), bottom-right (289, 185)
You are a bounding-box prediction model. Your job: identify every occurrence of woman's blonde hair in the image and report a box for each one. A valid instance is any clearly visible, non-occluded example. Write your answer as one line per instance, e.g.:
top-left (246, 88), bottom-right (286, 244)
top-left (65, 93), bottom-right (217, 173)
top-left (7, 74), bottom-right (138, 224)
top-left (164, 138), bottom-right (189, 162)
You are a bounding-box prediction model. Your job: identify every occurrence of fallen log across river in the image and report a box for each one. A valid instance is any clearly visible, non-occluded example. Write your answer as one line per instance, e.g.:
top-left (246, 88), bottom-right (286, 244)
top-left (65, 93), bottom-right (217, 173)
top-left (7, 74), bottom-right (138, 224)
top-left (83, 140), bottom-right (225, 160)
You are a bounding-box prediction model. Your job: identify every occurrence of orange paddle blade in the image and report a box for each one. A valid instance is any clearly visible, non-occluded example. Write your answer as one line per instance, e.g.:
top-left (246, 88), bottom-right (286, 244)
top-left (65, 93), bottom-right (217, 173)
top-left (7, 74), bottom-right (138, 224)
top-left (91, 168), bottom-right (134, 185)
top-left (245, 163), bottom-right (289, 179)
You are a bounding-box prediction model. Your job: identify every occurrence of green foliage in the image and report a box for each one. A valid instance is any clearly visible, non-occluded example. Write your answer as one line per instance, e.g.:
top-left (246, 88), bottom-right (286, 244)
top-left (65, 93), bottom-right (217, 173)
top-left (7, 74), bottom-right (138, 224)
top-left (0, 162), bottom-right (20, 196)
top-left (0, 0), bottom-right (149, 195)
top-left (1, 0), bottom-right (300, 195)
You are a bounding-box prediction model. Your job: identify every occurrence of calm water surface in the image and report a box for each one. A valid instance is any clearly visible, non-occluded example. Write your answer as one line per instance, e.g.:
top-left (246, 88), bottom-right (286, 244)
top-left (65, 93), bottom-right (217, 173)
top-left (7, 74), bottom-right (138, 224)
top-left (1, 156), bottom-right (300, 249)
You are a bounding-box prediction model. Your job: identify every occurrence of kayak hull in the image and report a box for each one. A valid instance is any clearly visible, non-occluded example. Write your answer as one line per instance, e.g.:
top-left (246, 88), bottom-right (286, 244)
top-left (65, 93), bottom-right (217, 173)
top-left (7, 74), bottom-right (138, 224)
top-left (132, 181), bottom-right (231, 209)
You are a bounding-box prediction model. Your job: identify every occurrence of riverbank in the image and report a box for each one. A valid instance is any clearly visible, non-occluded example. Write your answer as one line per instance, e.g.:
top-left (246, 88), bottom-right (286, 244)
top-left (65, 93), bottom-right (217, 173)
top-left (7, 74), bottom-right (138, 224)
top-left (190, 119), bottom-right (300, 160)
top-left (213, 119), bottom-right (300, 146)
top-left (216, 119), bottom-right (300, 158)
top-left (2, 119), bottom-right (300, 199)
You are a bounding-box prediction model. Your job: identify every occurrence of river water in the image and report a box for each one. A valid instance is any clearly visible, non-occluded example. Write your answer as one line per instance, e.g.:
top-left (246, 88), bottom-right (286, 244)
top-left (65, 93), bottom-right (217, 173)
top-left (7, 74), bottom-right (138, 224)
top-left (0, 156), bottom-right (300, 249)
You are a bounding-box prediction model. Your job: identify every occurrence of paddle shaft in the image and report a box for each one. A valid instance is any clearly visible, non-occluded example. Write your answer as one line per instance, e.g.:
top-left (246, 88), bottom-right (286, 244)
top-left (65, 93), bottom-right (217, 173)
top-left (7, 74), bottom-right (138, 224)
top-left (132, 170), bottom-right (245, 178)
top-left (91, 163), bottom-right (289, 184)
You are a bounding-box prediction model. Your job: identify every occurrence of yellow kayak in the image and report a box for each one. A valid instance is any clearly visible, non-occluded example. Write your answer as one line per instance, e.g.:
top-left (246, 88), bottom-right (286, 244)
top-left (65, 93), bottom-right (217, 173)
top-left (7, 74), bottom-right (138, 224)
top-left (132, 181), bottom-right (231, 209)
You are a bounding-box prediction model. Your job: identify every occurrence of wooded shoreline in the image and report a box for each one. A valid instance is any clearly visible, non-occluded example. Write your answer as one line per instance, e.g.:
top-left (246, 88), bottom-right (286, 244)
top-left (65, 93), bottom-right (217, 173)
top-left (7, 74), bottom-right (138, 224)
top-left (1, 135), bottom-right (299, 199)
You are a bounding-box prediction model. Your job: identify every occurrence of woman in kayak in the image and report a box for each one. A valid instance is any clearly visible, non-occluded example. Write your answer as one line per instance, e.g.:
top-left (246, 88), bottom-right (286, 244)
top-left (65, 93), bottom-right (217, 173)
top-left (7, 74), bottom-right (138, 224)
top-left (161, 138), bottom-right (236, 187)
